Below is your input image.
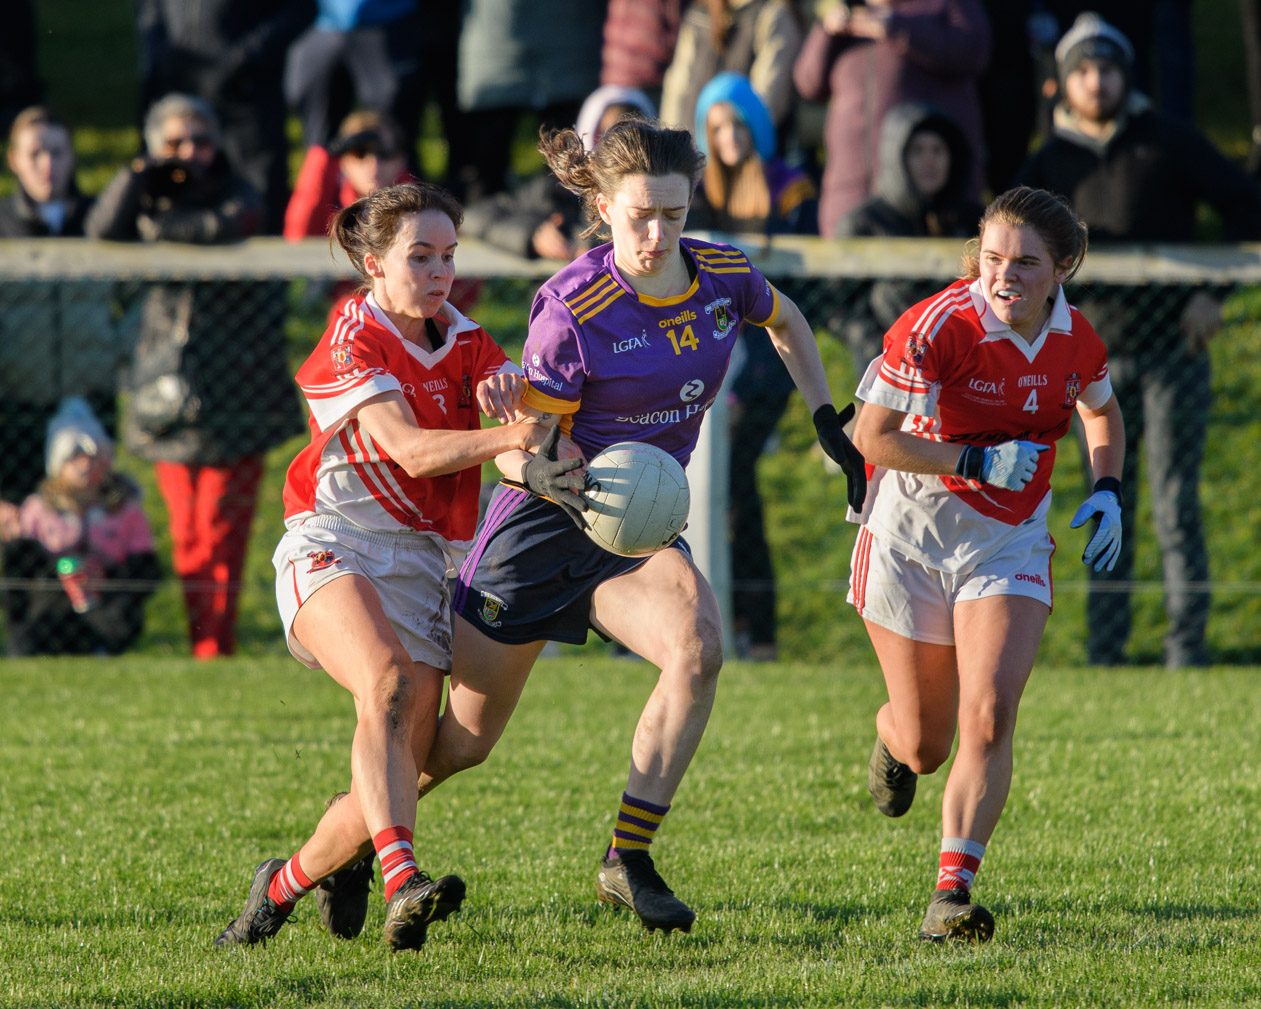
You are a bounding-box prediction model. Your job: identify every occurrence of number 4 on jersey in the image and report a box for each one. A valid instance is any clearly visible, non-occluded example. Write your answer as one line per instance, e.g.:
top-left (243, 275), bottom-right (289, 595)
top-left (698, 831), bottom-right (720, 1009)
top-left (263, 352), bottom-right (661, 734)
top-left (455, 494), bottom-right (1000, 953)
top-left (1023, 389), bottom-right (1038, 413)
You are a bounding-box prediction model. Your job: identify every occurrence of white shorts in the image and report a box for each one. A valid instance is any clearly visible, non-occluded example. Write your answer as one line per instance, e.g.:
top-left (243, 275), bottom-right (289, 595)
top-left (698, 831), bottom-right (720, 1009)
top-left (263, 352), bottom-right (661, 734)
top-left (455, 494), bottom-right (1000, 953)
top-left (272, 514), bottom-right (454, 671)
top-left (847, 526), bottom-right (1055, 645)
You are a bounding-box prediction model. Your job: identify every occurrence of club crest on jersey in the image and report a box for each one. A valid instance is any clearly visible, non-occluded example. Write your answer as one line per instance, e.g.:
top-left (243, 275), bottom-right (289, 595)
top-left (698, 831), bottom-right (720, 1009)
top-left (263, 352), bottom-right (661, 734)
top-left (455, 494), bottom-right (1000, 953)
top-left (460, 373), bottom-right (473, 407)
top-left (332, 343), bottom-right (356, 374)
top-left (307, 549), bottom-right (339, 572)
top-left (478, 593), bottom-right (504, 627)
top-left (904, 332), bottom-right (930, 367)
top-left (704, 298), bottom-right (735, 339)
top-left (1062, 372), bottom-right (1082, 408)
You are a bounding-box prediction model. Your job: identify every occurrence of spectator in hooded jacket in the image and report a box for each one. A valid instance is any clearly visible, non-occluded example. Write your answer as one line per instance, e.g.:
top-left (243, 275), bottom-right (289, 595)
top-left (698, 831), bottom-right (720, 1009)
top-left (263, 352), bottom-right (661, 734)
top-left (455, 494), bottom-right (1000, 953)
top-left (792, 0), bottom-right (990, 238)
top-left (1018, 12), bottom-right (1261, 668)
top-left (0, 107), bottom-right (131, 504)
top-left (836, 101), bottom-right (984, 375)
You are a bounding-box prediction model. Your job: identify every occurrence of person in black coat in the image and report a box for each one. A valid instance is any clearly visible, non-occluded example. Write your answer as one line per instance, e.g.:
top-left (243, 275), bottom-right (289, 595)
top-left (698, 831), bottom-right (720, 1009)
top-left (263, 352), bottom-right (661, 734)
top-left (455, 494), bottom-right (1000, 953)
top-left (86, 93), bottom-right (305, 659)
top-left (1018, 12), bottom-right (1261, 668)
top-left (135, 0), bottom-right (315, 233)
top-left (0, 107), bottom-right (130, 504)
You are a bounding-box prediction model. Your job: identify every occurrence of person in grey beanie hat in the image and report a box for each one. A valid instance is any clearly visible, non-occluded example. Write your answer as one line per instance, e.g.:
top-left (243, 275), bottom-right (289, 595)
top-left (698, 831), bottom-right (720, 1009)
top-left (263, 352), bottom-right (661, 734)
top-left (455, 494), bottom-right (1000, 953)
top-left (1055, 11), bottom-right (1135, 95)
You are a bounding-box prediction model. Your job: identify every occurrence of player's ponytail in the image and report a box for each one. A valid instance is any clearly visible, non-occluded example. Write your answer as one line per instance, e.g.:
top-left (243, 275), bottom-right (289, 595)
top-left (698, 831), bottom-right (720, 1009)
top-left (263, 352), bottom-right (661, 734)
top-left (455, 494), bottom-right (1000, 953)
top-left (330, 182), bottom-right (464, 290)
top-left (540, 117), bottom-right (705, 241)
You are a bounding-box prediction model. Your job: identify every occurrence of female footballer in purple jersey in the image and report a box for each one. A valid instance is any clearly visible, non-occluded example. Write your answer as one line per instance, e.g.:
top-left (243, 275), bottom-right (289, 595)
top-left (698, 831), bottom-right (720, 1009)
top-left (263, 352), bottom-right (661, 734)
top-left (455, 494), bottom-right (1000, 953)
top-left (301, 116), bottom-right (865, 938)
top-left (434, 116), bottom-right (864, 933)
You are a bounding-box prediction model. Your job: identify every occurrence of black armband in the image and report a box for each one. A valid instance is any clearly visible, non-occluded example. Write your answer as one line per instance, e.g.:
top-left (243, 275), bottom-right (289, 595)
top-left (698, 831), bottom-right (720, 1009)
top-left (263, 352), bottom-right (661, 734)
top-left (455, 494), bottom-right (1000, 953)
top-left (954, 444), bottom-right (984, 481)
top-left (1093, 476), bottom-right (1124, 508)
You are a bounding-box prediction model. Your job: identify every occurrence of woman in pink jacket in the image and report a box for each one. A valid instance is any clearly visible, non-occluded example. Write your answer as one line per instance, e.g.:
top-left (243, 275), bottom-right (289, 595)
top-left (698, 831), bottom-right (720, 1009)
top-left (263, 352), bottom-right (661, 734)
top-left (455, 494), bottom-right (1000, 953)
top-left (792, 0), bottom-right (991, 237)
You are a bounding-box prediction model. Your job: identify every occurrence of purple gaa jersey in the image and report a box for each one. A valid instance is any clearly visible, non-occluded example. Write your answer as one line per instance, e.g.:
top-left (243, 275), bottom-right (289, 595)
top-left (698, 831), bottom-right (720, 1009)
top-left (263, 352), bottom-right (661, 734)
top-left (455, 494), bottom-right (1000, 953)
top-left (521, 237), bottom-right (780, 467)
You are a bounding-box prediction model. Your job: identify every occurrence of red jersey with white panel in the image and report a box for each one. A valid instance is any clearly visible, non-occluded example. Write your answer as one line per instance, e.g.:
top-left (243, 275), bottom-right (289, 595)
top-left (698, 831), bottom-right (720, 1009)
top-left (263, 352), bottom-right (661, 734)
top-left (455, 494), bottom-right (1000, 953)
top-left (519, 237), bottom-right (779, 467)
top-left (854, 279), bottom-right (1112, 572)
top-left (283, 293), bottom-right (510, 545)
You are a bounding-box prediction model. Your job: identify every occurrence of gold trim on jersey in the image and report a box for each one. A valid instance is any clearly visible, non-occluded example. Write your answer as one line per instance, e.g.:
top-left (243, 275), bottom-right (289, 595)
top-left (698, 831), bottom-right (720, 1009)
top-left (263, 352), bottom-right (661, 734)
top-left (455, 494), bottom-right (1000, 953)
top-left (692, 244), bottom-right (753, 275)
top-left (565, 274), bottom-right (627, 324)
top-left (746, 283), bottom-right (781, 329)
top-left (523, 384), bottom-right (580, 417)
top-left (635, 272), bottom-right (700, 307)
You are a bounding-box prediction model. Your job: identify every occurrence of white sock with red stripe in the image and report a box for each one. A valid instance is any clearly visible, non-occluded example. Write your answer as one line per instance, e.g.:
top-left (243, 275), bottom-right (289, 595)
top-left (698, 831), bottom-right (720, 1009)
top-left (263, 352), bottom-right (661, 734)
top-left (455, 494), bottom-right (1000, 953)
top-left (266, 850), bottom-right (315, 911)
top-left (374, 825), bottom-right (419, 902)
top-left (937, 837), bottom-right (986, 892)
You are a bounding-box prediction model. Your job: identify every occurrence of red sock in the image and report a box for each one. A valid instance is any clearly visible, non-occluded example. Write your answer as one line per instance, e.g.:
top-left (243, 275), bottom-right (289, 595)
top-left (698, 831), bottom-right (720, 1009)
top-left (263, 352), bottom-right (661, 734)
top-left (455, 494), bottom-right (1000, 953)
top-left (937, 837), bottom-right (986, 892)
top-left (374, 826), bottom-right (419, 901)
top-left (266, 850), bottom-right (315, 911)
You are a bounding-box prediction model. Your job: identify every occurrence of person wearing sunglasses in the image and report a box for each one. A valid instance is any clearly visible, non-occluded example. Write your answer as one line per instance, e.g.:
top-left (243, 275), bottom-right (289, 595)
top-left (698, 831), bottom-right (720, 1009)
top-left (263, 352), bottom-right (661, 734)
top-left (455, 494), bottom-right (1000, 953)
top-left (285, 110), bottom-right (483, 323)
top-left (85, 92), bottom-right (305, 660)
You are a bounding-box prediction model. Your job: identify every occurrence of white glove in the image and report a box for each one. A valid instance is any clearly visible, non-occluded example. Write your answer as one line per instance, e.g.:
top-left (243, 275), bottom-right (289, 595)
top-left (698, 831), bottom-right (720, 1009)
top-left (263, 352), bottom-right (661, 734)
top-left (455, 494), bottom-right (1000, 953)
top-left (957, 440), bottom-right (1049, 491)
top-left (1070, 490), bottom-right (1123, 572)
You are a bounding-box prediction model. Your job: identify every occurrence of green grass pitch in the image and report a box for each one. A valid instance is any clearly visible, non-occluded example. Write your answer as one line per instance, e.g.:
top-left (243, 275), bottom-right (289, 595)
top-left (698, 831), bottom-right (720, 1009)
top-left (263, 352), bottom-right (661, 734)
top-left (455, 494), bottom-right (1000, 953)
top-left (1, 654), bottom-right (1258, 1008)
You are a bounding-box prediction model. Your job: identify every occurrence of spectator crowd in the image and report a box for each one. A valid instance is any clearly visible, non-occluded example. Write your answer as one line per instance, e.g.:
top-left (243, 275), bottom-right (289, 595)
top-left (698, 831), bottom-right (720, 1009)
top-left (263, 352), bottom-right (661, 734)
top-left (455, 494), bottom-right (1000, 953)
top-left (0, 0), bottom-right (1257, 669)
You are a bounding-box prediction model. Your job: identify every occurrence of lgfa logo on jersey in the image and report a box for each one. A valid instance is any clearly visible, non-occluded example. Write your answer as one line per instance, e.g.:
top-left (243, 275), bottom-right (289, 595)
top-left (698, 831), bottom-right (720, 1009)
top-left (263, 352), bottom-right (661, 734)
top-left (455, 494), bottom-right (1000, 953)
top-left (704, 298), bottom-right (735, 339)
top-left (614, 330), bottom-right (652, 354)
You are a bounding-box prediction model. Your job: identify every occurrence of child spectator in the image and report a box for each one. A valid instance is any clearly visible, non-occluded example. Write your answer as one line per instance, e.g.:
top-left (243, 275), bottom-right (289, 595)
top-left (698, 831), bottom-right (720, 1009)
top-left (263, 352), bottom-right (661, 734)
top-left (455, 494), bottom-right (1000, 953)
top-left (0, 399), bottom-right (159, 656)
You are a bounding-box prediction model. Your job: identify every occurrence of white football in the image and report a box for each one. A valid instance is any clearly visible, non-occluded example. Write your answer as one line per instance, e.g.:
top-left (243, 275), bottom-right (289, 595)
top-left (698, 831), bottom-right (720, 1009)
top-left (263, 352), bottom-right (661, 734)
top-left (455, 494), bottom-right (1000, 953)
top-left (582, 441), bottom-right (690, 557)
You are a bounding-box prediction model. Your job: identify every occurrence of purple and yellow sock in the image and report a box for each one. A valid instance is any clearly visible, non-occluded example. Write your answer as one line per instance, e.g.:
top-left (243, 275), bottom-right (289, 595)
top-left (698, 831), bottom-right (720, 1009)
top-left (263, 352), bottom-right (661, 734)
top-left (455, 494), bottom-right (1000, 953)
top-left (609, 792), bottom-right (670, 857)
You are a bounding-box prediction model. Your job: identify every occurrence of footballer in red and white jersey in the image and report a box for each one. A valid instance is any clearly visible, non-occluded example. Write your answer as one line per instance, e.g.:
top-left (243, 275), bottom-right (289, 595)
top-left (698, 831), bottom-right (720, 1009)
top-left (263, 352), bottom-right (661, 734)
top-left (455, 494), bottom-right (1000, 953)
top-left (282, 292), bottom-right (516, 547)
top-left (854, 278), bottom-right (1112, 572)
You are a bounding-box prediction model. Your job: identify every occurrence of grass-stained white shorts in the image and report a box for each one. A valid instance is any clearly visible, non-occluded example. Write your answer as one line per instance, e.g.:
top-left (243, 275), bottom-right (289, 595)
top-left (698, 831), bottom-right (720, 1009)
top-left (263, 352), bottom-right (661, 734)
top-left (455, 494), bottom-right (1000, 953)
top-left (847, 525), bottom-right (1054, 645)
top-left (273, 514), bottom-right (454, 671)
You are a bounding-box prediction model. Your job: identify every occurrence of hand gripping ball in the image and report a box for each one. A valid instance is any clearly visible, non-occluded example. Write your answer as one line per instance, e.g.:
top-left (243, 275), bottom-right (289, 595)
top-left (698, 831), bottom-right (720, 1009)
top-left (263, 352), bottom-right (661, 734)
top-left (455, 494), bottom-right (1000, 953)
top-left (581, 441), bottom-right (690, 557)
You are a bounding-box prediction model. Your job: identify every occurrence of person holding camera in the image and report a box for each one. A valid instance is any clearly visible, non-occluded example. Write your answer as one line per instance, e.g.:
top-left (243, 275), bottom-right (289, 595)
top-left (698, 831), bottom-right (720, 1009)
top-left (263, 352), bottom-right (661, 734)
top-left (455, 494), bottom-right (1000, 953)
top-left (86, 92), bottom-right (305, 660)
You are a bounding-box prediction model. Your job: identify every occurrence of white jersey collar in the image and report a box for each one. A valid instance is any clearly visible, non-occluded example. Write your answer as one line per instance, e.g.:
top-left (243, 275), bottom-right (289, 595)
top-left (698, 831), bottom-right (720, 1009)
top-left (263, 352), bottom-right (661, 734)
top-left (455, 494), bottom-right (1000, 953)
top-left (363, 291), bottom-right (476, 365)
top-left (968, 280), bottom-right (1072, 362)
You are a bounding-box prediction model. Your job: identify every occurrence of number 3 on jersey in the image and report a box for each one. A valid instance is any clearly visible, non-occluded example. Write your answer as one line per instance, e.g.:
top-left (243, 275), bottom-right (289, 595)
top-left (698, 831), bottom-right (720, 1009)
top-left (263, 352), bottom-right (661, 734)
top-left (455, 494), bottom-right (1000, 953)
top-left (664, 325), bottom-right (698, 355)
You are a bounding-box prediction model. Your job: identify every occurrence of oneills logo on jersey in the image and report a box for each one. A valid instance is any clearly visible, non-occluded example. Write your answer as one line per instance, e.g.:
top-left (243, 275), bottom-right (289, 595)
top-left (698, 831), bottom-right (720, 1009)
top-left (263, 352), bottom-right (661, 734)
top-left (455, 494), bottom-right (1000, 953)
top-left (479, 594), bottom-right (504, 628)
top-left (1062, 372), bottom-right (1082, 408)
top-left (704, 298), bottom-right (735, 339)
top-left (904, 332), bottom-right (930, 367)
top-left (307, 549), bottom-right (339, 572)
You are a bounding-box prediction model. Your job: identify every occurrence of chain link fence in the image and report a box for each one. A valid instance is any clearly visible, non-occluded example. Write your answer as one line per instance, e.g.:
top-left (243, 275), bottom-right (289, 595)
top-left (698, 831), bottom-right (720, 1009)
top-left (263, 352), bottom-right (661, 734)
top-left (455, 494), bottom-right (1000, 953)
top-left (1, 236), bottom-right (1258, 665)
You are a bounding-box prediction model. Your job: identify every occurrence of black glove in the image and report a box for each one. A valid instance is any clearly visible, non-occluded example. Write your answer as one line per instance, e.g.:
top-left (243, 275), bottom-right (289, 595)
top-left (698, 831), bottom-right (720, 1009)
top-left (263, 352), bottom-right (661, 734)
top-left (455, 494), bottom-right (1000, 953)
top-left (521, 425), bottom-right (588, 528)
top-left (813, 403), bottom-right (867, 511)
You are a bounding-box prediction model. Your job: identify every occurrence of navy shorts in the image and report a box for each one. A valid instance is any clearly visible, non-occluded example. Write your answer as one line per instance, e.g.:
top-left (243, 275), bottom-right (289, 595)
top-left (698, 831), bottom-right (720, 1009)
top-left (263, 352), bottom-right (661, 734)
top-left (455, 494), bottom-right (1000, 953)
top-left (454, 483), bottom-right (690, 645)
